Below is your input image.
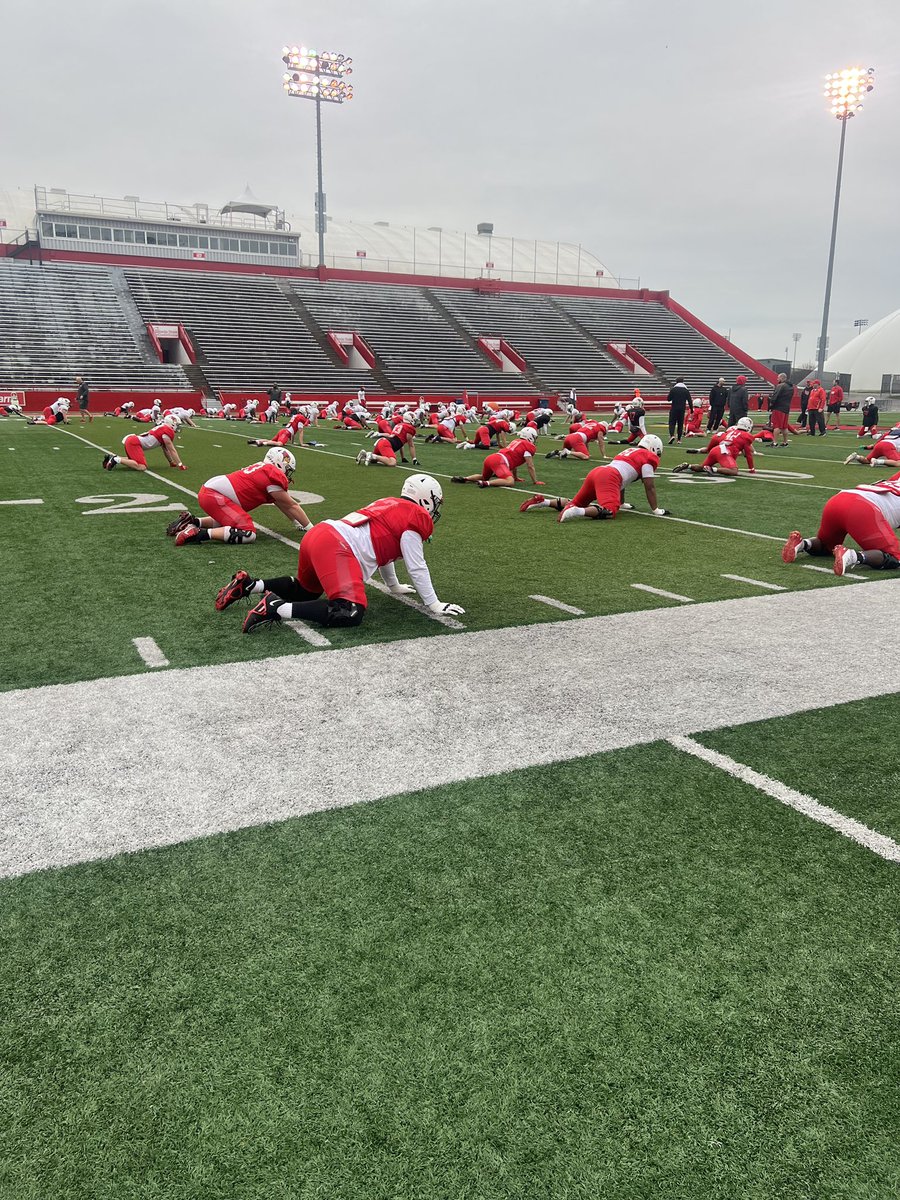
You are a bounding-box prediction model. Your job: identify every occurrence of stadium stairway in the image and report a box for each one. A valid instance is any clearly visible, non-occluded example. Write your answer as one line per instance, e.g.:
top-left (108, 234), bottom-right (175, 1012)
top-left (424, 290), bottom-right (549, 394)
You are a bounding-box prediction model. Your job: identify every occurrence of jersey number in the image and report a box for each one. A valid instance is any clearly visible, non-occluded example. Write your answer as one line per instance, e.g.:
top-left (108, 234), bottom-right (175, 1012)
top-left (75, 493), bottom-right (186, 515)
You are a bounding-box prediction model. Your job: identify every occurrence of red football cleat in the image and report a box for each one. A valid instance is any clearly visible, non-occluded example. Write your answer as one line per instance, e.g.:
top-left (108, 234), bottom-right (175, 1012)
top-left (782, 531), bottom-right (804, 563)
top-left (215, 569), bottom-right (255, 612)
top-left (519, 495), bottom-right (545, 512)
top-left (175, 526), bottom-right (203, 546)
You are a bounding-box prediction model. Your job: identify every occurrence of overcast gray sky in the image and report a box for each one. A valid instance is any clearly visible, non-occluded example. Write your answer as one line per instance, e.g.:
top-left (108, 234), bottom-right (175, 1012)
top-left (2, 0), bottom-right (897, 360)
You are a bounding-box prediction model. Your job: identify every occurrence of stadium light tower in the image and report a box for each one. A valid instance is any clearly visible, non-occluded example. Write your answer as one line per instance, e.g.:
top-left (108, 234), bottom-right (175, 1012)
top-left (281, 44), bottom-right (354, 268)
top-left (815, 66), bottom-right (875, 377)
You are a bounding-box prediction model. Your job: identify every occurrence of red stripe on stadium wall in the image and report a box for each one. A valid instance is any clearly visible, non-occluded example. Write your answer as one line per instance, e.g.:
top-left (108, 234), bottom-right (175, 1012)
top-left (19, 389), bottom-right (204, 410)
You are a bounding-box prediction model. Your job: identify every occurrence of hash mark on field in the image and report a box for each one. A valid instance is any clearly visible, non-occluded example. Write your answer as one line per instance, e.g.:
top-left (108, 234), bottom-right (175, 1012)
top-left (668, 736), bottom-right (900, 863)
top-left (132, 638), bottom-right (169, 668)
top-left (721, 574), bottom-right (787, 592)
top-left (631, 584), bottom-right (693, 603)
top-left (801, 564), bottom-right (866, 582)
top-left (0, 498), bottom-right (44, 506)
top-left (284, 620), bottom-right (331, 647)
top-left (529, 594), bottom-right (585, 616)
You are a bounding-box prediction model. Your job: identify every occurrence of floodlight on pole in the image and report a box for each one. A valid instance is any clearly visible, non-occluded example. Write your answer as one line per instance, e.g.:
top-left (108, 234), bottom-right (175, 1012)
top-left (815, 66), bottom-right (875, 377)
top-left (281, 45), bottom-right (354, 268)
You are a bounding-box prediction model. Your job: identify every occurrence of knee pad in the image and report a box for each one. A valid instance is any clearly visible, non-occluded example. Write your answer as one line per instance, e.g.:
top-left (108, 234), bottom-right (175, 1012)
top-left (226, 527), bottom-right (256, 544)
top-left (875, 554), bottom-right (900, 571)
top-left (325, 599), bottom-right (365, 627)
top-left (588, 503), bottom-right (614, 519)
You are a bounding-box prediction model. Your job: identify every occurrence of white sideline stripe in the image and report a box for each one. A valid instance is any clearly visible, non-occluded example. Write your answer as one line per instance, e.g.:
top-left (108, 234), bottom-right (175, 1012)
top-left (668, 736), bottom-right (900, 864)
top-left (57, 427), bottom-right (460, 629)
top-left (529, 594), bottom-right (586, 615)
top-left (284, 621), bottom-right (331, 647)
top-left (721, 574), bottom-right (787, 591)
top-left (132, 638), bottom-right (169, 668)
top-left (631, 583), bottom-right (693, 603)
top-left (0, 498), bottom-right (43, 505)
top-left (801, 563), bottom-right (865, 582)
top-left (5, 581), bottom-right (900, 878)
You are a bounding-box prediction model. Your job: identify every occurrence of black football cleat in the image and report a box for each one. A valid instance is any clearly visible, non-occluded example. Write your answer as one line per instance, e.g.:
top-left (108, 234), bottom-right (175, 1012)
top-left (166, 510), bottom-right (198, 537)
top-left (215, 569), bottom-right (256, 611)
top-left (102, 454), bottom-right (116, 471)
top-left (242, 591), bottom-right (282, 633)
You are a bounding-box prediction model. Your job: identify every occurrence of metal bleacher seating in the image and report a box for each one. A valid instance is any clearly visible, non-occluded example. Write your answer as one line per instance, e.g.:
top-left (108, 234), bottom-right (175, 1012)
top-left (125, 268), bottom-right (378, 395)
top-left (292, 280), bottom-right (536, 395)
top-left (430, 287), bottom-right (653, 395)
top-left (557, 296), bottom-right (770, 393)
top-left (0, 260), bottom-right (189, 391)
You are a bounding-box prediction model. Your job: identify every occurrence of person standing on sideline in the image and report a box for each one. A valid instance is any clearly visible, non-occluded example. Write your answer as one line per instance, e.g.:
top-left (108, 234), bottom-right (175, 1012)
top-left (807, 379), bottom-right (827, 436)
top-left (266, 383), bottom-right (283, 415)
top-left (666, 378), bottom-right (693, 444)
top-left (727, 375), bottom-right (750, 426)
top-left (769, 373), bottom-right (795, 447)
top-left (708, 377), bottom-right (728, 432)
top-left (827, 380), bottom-right (845, 428)
top-left (75, 376), bottom-right (91, 424)
top-left (798, 380), bottom-right (812, 429)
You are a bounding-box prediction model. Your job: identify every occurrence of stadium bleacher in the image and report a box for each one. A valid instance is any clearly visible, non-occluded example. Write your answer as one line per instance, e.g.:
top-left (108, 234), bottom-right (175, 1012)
top-left (292, 280), bottom-right (536, 395)
top-left (0, 260), bottom-right (189, 391)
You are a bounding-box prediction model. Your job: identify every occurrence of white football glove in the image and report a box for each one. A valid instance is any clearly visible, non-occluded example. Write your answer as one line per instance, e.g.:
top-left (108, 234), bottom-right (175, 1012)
top-left (653, 507), bottom-right (671, 516)
top-left (620, 502), bottom-right (634, 511)
top-left (429, 601), bottom-right (466, 616)
top-left (390, 584), bottom-right (417, 595)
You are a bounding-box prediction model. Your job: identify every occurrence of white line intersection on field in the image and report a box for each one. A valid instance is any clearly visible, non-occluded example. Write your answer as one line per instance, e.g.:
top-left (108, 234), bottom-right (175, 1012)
top-left (2, 580), bottom-right (899, 879)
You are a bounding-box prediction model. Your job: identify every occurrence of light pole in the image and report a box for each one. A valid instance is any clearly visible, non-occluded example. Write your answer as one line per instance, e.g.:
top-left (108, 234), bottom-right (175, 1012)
top-left (791, 332), bottom-right (801, 372)
top-left (853, 317), bottom-right (869, 336)
top-left (815, 66), bottom-right (875, 378)
top-left (281, 45), bottom-right (354, 268)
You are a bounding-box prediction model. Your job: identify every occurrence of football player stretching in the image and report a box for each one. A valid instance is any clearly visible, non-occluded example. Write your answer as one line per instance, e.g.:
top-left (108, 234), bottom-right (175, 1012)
top-left (782, 471), bottom-right (900, 576)
top-left (103, 415), bottom-right (186, 472)
top-left (672, 418), bottom-right (757, 477)
top-left (450, 427), bottom-right (546, 488)
top-left (167, 447), bottom-right (312, 545)
top-left (520, 436), bottom-right (670, 520)
top-left (215, 475), bottom-right (465, 631)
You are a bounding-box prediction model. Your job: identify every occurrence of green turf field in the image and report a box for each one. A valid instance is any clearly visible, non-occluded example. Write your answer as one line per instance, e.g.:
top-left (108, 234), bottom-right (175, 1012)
top-left (0, 411), bottom-right (893, 691)
top-left (1, 695), bottom-right (897, 1200)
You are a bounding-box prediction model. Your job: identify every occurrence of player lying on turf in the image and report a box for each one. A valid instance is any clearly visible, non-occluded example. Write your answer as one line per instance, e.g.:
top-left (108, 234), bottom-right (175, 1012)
top-left (356, 415), bottom-right (419, 467)
top-left (27, 397), bottom-right (70, 426)
top-left (457, 416), bottom-right (514, 450)
top-left (167, 448), bottom-right (312, 545)
top-left (844, 426), bottom-right (900, 467)
top-left (248, 409), bottom-right (311, 449)
top-left (103, 416), bottom-right (186, 472)
top-left (214, 474), bottom-right (464, 631)
top-left (672, 418), bottom-right (757, 477)
top-left (450, 427), bottom-right (545, 488)
top-left (782, 471), bottom-right (900, 576)
top-left (520, 436), bottom-right (670, 520)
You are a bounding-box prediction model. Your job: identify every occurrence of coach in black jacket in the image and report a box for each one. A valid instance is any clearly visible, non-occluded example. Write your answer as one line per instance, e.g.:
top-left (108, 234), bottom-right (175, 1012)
top-left (666, 378), bottom-right (693, 443)
top-left (728, 376), bottom-right (750, 425)
top-left (708, 378), bottom-right (728, 431)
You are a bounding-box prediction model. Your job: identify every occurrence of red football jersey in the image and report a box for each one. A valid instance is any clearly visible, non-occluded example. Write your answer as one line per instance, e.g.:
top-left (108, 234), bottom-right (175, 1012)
top-left (719, 428), bottom-right (755, 464)
top-left (341, 496), bottom-right (434, 565)
top-left (391, 420), bottom-right (416, 446)
top-left (147, 423), bottom-right (176, 446)
top-left (611, 446), bottom-right (659, 484)
top-left (502, 438), bottom-right (535, 469)
top-left (287, 412), bottom-right (309, 432)
top-left (226, 461), bottom-right (290, 510)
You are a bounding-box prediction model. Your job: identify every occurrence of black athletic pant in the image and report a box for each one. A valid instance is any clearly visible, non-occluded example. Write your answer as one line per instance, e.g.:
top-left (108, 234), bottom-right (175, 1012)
top-left (798, 398), bottom-right (808, 428)
top-left (707, 404), bottom-right (725, 431)
top-left (668, 405), bottom-right (688, 440)
top-left (808, 410), bottom-right (826, 435)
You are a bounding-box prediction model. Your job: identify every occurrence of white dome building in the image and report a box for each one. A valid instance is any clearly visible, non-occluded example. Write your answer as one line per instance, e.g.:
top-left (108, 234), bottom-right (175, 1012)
top-left (824, 309), bottom-right (900, 391)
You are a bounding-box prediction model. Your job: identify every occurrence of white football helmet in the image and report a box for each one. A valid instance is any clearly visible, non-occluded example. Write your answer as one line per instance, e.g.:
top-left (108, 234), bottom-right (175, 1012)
top-left (638, 434), bottom-right (664, 456)
top-left (59, 398), bottom-right (70, 410)
top-left (264, 446), bottom-right (296, 479)
top-left (186, 408), bottom-right (195, 418)
top-left (402, 473), bottom-right (443, 522)
top-left (168, 413), bottom-right (183, 429)
top-left (519, 426), bottom-right (538, 443)
top-left (736, 417), bottom-right (754, 432)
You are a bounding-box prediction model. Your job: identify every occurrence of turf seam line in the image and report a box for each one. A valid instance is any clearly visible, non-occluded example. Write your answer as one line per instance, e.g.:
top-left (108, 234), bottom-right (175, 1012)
top-left (528, 594), bottom-right (586, 616)
top-left (132, 637), bottom-right (169, 668)
top-left (668, 735), bottom-right (900, 864)
top-left (631, 583), bottom-right (693, 603)
top-left (721, 574), bottom-right (787, 591)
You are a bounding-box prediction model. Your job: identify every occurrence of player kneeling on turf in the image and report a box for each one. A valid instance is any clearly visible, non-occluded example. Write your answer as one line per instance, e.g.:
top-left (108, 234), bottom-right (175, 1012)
top-left (672, 417), bottom-right (757, 477)
top-left (103, 415), bottom-right (185, 472)
top-left (520, 435), bottom-right (670, 520)
top-left (782, 472), bottom-right (900, 576)
top-left (167, 448), bottom-right (312, 545)
top-left (215, 475), bottom-right (464, 631)
top-left (450, 426), bottom-right (545, 488)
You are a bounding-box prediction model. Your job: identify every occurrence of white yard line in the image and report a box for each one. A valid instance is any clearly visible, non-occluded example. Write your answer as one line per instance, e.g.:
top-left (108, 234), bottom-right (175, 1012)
top-left (284, 621), bottom-right (332, 647)
top-left (529, 594), bottom-right (586, 616)
top-left (800, 563), bottom-right (866, 581)
top-left (622, 509), bottom-right (785, 543)
top-left (721, 574), bottom-right (787, 591)
top-left (631, 583), bottom-right (693, 603)
top-left (58, 426), bottom-right (463, 629)
top-left (0, 498), bottom-right (43, 505)
top-left (132, 637), bottom-right (169, 668)
top-left (668, 736), bottom-right (900, 864)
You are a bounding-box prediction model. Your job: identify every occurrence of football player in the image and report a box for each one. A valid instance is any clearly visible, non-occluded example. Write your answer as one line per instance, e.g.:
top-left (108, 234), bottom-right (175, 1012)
top-left (248, 408), bottom-right (310, 449)
top-left (214, 474), bottom-right (464, 631)
top-left (357, 414), bottom-right (419, 467)
top-left (782, 471), bottom-right (900, 575)
top-left (167, 447), bottom-right (312, 545)
top-left (458, 415), bottom-right (514, 450)
top-left (844, 426), bottom-right (900, 467)
top-left (545, 430), bottom-right (592, 461)
top-left (103, 415), bottom-right (185, 472)
top-left (672, 417), bottom-right (757, 477)
top-left (450, 427), bottom-right (546, 488)
top-left (519, 435), bottom-right (669, 520)
top-left (163, 406), bottom-right (198, 428)
top-left (28, 397), bottom-right (70, 426)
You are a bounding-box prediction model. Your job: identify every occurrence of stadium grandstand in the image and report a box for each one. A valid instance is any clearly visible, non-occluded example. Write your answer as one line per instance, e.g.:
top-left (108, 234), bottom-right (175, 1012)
top-left (0, 185), bottom-right (776, 407)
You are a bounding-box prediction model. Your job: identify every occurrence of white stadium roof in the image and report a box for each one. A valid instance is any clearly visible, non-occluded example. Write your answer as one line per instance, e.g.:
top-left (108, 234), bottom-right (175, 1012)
top-left (824, 309), bottom-right (900, 391)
